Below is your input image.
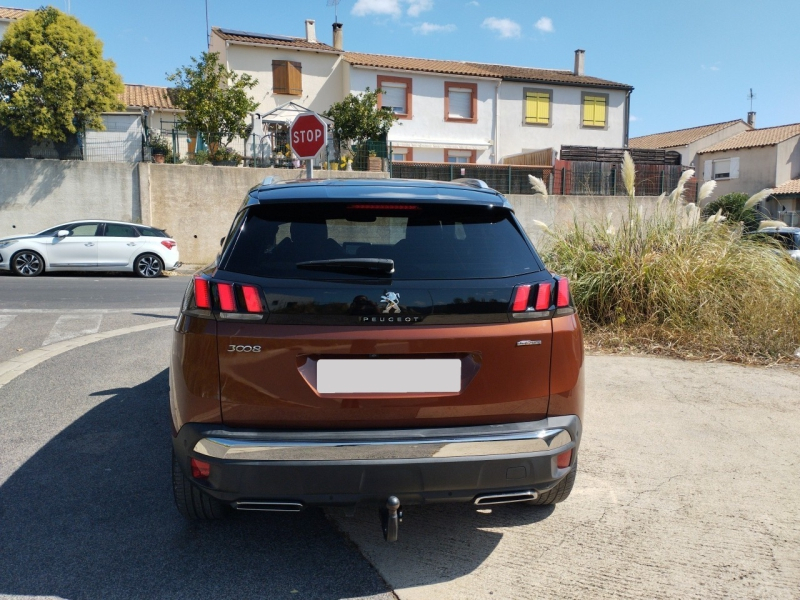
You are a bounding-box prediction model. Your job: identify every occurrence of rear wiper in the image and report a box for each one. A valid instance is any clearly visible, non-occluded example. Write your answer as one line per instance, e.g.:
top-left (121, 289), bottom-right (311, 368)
top-left (296, 258), bottom-right (395, 275)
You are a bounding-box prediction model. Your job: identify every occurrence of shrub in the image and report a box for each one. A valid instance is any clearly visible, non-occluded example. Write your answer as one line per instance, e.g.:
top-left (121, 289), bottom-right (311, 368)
top-left (701, 192), bottom-right (766, 232)
top-left (538, 154), bottom-right (800, 363)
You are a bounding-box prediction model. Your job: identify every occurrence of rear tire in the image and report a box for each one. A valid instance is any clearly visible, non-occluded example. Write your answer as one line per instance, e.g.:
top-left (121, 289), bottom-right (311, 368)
top-left (135, 253), bottom-right (163, 278)
top-left (172, 451), bottom-right (230, 520)
top-left (528, 463), bottom-right (577, 505)
top-left (11, 250), bottom-right (44, 277)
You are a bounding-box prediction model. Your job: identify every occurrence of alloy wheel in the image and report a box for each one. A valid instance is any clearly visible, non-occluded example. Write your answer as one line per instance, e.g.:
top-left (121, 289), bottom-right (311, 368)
top-left (14, 252), bottom-right (42, 276)
top-left (137, 255), bottom-right (162, 277)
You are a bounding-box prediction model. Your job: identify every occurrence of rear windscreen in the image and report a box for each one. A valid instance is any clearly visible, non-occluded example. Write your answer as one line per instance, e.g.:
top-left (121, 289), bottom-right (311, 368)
top-left (223, 202), bottom-right (541, 280)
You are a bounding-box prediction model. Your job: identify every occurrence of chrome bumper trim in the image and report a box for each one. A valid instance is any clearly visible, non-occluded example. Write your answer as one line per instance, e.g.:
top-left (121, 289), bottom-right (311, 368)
top-left (193, 428), bottom-right (572, 461)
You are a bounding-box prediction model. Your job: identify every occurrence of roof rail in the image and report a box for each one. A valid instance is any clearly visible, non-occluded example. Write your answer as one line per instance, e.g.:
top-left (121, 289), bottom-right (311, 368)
top-left (261, 175), bottom-right (282, 186)
top-left (451, 178), bottom-right (490, 190)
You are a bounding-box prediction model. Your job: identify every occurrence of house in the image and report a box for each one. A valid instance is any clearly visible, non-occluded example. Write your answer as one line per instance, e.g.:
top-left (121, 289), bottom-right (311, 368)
top-left (629, 118), bottom-right (752, 168)
top-left (769, 179), bottom-right (800, 226)
top-left (695, 123), bottom-right (800, 217)
top-left (209, 20), bottom-right (633, 164)
top-left (0, 6), bottom-right (28, 38)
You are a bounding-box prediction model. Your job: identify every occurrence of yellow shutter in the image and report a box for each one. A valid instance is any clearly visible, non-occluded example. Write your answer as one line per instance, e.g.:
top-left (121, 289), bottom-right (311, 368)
top-left (583, 95), bottom-right (606, 127)
top-left (525, 92), bottom-right (549, 124)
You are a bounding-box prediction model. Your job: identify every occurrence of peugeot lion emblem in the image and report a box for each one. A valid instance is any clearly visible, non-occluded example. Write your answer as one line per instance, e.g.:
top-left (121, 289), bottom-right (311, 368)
top-left (380, 291), bottom-right (401, 313)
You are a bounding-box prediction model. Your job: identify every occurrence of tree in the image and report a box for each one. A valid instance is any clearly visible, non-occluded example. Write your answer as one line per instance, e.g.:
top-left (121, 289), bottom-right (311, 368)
top-left (0, 7), bottom-right (123, 142)
top-left (166, 52), bottom-right (258, 146)
top-left (701, 192), bottom-right (765, 232)
top-left (323, 88), bottom-right (398, 159)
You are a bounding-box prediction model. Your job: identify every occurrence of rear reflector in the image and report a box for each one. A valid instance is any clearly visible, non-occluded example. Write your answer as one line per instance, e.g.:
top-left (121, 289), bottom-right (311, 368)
top-left (190, 458), bottom-right (211, 479)
top-left (556, 278), bottom-right (571, 308)
top-left (161, 240), bottom-right (177, 250)
top-left (535, 282), bottom-right (552, 311)
top-left (217, 283), bottom-right (236, 312)
top-left (194, 277), bottom-right (211, 309)
top-left (241, 285), bottom-right (263, 313)
top-left (511, 285), bottom-right (531, 312)
top-left (556, 449), bottom-right (572, 469)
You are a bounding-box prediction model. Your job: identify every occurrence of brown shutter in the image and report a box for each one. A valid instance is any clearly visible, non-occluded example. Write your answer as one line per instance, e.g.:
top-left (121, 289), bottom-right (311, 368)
top-left (288, 61), bottom-right (302, 96)
top-left (272, 60), bottom-right (289, 95)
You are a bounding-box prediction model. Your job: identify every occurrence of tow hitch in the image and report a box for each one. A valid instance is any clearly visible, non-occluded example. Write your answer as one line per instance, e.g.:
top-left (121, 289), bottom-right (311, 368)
top-left (380, 496), bottom-right (402, 542)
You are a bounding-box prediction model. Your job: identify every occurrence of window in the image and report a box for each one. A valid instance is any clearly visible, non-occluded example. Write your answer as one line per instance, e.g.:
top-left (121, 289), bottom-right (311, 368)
top-left (391, 147), bottom-right (412, 162)
top-left (582, 93), bottom-right (607, 128)
top-left (104, 224), bottom-right (139, 237)
top-left (704, 157), bottom-right (739, 180)
top-left (136, 227), bottom-right (169, 237)
top-left (272, 60), bottom-right (302, 96)
top-left (524, 89), bottom-right (551, 125)
top-left (445, 149), bottom-right (476, 164)
top-left (223, 202), bottom-right (540, 281)
top-left (66, 223), bottom-right (102, 237)
top-left (445, 82), bottom-right (477, 123)
top-left (378, 75), bottom-right (412, 119)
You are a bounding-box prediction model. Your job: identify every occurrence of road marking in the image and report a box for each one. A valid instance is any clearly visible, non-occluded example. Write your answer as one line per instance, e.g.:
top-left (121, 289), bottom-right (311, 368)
top-left (0, 320), bottom-right (174, 389)
top-left (42, 314), bottom-right (103, 346)
top-left (0, 315), bottom-right (16, 330)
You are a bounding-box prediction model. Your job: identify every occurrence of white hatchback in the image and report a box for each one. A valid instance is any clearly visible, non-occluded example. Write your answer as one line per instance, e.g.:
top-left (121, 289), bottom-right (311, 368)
top-left (0, 220), bottom-right (180, 277)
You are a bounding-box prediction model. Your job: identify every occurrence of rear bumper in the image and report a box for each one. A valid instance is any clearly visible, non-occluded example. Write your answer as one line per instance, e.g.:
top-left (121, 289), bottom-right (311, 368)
top-left (173, 416), bottom-right (581, 507)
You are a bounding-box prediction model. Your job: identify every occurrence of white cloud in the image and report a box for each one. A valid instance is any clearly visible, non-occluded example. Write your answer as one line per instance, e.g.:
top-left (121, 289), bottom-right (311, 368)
top-left (535, 17), bottom-right (553, 33)
top-left (467, 0), bottom-right (479, 5)
top-left (352, 0), bottom-right (402, 17)
top-left (481, 17), bottom-right (521, 39)
top-left (407, 0), bottom-right (433, 17)
top-left (630, 115), bottom-right (639, 122)
top-left (701, 64), bottom-right (720, 72)
top-left (413, 22), bottom-right (456, 34)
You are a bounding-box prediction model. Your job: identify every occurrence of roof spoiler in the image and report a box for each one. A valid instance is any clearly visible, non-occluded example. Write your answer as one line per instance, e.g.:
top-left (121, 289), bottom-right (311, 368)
top-left (451, 178), bottom-right (490, 190)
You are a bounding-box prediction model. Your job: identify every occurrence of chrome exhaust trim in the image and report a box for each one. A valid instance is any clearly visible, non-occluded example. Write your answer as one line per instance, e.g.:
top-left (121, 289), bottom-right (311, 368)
top-left (235, 501), bottom-right (304, 512)
top-left (474, 490), bottom-right (538, 505)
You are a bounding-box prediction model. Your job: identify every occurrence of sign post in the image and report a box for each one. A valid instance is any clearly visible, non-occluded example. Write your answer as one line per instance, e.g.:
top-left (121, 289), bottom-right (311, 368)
top-left (289, 112), bottom-right (328, 179)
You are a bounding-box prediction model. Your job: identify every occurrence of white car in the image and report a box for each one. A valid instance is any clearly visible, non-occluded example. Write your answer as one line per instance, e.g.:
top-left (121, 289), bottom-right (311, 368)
top-left (0, 220), bottom-right (180, 278)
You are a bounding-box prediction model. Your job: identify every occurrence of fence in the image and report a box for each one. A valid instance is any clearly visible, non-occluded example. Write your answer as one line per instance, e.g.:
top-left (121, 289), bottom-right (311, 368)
top-left (552, 160), bottom-right (695, 201)
top-left (391, 162), bottom-right (551, 195)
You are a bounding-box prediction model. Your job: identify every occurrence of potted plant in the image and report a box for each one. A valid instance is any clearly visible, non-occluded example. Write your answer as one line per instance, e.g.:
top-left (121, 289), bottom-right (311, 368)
top-left (148, 132), bottom-right (171, 164)
top-left (209, 145), bottom-right (242, 166)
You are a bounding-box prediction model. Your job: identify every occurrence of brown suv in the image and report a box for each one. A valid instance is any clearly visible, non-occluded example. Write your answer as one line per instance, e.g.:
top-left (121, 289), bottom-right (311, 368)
top-left (170, 178), bottom-right (584, 541)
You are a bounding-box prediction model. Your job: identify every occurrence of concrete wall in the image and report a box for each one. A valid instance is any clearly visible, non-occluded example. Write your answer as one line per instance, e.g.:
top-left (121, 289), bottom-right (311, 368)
top-left (0, 160), bottom-right (141, 236)
top-left (349, 68), bottom-right (495, 164)
top-left (498, 82), bottom-right (627, 161)
top-left (508, 194), bottom-right (659, 249)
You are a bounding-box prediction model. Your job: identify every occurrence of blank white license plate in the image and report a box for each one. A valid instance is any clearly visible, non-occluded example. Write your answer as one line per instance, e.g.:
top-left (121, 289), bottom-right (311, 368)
top-left (316, 359), bottom-right (461, 394)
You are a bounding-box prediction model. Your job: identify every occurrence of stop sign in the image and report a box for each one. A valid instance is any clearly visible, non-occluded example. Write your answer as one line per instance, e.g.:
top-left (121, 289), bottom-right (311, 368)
top-left (289, 112), bottom-right (327, 159)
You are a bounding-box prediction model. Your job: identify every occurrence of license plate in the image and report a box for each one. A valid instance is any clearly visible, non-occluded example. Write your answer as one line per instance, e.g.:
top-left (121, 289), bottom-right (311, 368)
top-left (316, 359), bottom-right (461, 394)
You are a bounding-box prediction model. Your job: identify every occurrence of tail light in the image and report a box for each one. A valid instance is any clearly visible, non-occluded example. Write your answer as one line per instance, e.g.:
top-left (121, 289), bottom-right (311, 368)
top-left (161, 240), bottom-right (177, 250)
top-left (509, 277), bottom-right (574, 319)
top-left (190, 458), bottom-right (211, 479)
top-left (189, 275), bottom-right (266, 320)
top-left (556, 449), bottom-right (573, 469)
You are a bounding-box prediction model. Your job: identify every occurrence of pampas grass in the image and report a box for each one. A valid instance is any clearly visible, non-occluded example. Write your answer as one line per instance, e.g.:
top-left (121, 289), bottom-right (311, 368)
top-left (539, 157), bottom-right (800, 363)
top-left (744, 188), bottom-right (773, 211)
top-left (758, 220), bottom-right (788, 230)
top-left (621, 151), bottom-right (636, 199)
top-left (528, 175), bottom-right (548, 198)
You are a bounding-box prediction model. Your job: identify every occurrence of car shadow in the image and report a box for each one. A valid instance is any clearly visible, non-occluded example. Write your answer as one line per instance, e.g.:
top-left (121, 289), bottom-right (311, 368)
top-left (0, 370), bottom-right (391, 600)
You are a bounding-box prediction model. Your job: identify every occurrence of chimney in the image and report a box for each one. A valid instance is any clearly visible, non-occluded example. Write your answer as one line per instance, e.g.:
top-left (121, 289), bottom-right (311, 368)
top-left (305, 19), bottom-right (316, 43)
top-left (332, 22), bottom-right (343, 50)
top-left (573, 49), bottom-right (585, 76)
top-left (747, 111), bottom-right (756, 128)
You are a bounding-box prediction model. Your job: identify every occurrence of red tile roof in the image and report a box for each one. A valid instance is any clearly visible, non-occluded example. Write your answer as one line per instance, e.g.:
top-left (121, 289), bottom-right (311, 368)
top-left (213, 27), bottom-right (340, 52)
top-left (120, 84), bottom-right (176, 110)
top-left (772, 178), bottom-right (800, 196)
top-left (629, 120), bottom-right (748, 149)
top-left (698, 123), bottom-right (800, 154)
top-left (0, 6), bottom-right (29, 20)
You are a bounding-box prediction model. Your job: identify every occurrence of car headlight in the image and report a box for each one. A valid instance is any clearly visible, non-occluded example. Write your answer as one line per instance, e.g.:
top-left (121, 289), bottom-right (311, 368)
top-left (0, 240), bottom-right (19, 249)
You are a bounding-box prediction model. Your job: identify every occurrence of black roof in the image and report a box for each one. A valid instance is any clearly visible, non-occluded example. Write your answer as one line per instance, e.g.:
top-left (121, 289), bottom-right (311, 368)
top-left (248, 178), bottom-right (512, 209)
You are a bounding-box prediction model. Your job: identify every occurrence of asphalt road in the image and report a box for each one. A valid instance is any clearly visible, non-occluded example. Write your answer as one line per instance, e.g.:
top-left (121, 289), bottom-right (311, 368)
top-left (1, 274), bottom-right (798, 599)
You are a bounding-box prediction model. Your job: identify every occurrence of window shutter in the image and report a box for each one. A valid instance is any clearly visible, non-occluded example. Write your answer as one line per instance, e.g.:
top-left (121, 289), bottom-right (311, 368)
top-left (382, 84), bottom-right (406, 114)
top-left (288, 61), bottom-right (302, 95)
top-left (526, 92), bottom-right (549, 124)
top-left (448, 89), bottom-right (472, 119)
top-left (730, 157), bottom-right (739, 179)
top-left (272, 61), bottom-right (289, 95)
top-left (583, 96), bottom-right (606, 127)
top-left (703, 160), bottom-right (712, 181)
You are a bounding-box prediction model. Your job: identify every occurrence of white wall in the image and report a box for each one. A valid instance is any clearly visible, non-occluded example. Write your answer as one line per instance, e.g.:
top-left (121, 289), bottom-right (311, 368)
top-left (349, 67), bottom-right (495, 164)
top-left (85, 114), bottom-right (143, 162)
top-left (0, 20), bottom-right (9, 38)
top-left (215, 33), bottom-right (345, 117)
top-left (697, 146), bottom-right (778, 212)
top-left (497, 82), bottom-right (627, 161)
top-left (775, 135), bottom-right (800, 185)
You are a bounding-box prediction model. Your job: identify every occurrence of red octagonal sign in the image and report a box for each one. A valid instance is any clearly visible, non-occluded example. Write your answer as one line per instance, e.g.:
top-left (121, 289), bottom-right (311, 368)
top-left (289, 112), bottom-right (327, 159)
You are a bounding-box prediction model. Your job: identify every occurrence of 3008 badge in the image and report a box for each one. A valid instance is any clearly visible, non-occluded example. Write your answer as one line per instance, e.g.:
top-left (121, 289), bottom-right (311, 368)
top-left (227, 345), bottom-right (261, 353)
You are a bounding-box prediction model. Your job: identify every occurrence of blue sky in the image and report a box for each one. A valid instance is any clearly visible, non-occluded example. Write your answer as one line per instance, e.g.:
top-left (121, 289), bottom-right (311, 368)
top-left (7, 0), bottom-right (799, 138)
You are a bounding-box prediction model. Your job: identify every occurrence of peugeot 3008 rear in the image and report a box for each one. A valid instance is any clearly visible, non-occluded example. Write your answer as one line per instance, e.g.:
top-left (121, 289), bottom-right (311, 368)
top-left (170, 179), bottom-right (584, 538)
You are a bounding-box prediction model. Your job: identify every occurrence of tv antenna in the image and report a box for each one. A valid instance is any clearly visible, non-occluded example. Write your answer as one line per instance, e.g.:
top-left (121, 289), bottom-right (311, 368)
top-left (747, 88), bottom-right (756, 112)
top-left (327, 0), bottom-right (341, 23)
